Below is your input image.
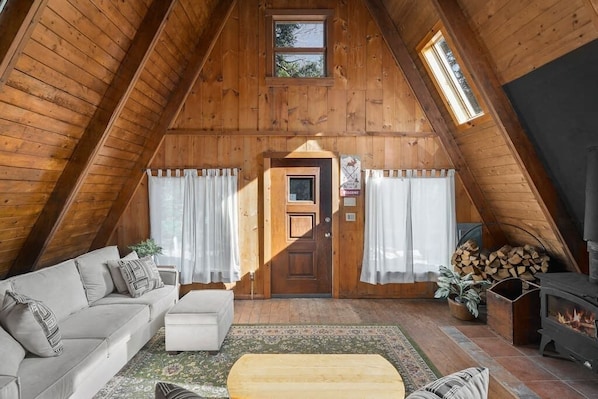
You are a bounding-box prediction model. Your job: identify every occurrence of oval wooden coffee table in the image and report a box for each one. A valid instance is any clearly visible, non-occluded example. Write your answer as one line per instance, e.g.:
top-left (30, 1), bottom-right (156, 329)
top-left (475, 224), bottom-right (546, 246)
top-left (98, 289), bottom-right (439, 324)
top-left (227, 353), bottom-right (405, 398)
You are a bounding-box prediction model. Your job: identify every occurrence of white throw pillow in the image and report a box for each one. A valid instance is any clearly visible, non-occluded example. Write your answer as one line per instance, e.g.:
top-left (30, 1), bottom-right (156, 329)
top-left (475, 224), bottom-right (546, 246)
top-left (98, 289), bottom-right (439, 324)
top-left (118, 256), bottom-right (164, 298)
top-left (107, 251), bottom-right (139, 294)
top-left (76, 246), bottom-right (120, 303)
top-left (0, 291), bottom-right (63, 357)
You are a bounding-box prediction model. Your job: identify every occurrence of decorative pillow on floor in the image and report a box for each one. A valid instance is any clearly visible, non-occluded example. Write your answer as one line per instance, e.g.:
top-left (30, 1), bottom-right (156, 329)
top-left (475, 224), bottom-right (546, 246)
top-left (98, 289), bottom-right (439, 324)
top-left (118, 256), bottom-right (164, 298)
top-left (0, 291), bottom-right (63, 357)
top-left (107, 250), bottom-right (139, 294)
top-left (406, 367), bottom-right (489, 399)
top-left (155, 382), bottom-right (204, 399)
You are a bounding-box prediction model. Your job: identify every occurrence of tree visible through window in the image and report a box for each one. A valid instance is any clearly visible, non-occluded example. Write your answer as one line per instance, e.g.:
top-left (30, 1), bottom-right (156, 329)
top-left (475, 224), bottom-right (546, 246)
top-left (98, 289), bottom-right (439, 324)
top-left (266, 9), bottom-right (333, 81)
top-left (275, 22), bottom-right (325, 77)
top-left (420, 29), bottom-right (484, 125)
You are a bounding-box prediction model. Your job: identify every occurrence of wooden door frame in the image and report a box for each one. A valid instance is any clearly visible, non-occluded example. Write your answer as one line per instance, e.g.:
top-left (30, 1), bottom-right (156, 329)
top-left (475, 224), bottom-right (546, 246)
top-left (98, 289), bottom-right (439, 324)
top-left (262, 151), bottom-right (340, 299)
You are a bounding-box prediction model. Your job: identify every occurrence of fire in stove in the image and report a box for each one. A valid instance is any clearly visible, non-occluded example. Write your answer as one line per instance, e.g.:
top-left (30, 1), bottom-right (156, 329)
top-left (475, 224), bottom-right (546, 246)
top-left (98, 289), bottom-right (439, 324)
top-left (555, 308), bottom-right (597, 338)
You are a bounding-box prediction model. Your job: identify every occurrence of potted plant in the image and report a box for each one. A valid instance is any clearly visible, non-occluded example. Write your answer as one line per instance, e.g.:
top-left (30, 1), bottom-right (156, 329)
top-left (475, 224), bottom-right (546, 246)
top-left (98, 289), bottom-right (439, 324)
top-left (128, 238), bottom-right (163, 259)
top-left (434, 265), bottom-right (490, 320)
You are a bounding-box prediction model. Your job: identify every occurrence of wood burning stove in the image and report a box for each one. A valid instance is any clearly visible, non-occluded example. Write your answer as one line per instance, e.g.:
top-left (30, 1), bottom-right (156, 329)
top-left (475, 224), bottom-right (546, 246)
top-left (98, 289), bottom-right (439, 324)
top-left (538, 272), bottom-right (598, 372)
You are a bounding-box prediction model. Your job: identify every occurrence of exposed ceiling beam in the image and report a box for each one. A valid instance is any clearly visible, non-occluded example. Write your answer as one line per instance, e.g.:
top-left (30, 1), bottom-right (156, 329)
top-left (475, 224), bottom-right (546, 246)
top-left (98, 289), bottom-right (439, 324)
top-left (0, 0), bottom-right (48, 90)
top-left (8, 0), bottom-right (177, 277)
top-left (431, 0), bottom-right (587, 273)
top-left (362, 0), bottom-right (507, 244)
top-left (91, 0), bottom-right (238, 249)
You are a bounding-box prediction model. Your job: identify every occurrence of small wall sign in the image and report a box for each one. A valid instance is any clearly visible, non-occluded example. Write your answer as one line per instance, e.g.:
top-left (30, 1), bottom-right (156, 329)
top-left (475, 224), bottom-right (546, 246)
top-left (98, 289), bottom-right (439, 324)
top-left (340, 154), bottom-right (361, 197)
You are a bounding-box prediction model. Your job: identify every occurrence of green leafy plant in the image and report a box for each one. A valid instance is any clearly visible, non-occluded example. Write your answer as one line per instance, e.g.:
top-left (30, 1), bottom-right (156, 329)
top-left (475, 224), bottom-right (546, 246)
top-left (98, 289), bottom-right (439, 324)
top-left (128, 238), bottom-right (163, 258)
top-left (434, 265), bottom-right (490, 318)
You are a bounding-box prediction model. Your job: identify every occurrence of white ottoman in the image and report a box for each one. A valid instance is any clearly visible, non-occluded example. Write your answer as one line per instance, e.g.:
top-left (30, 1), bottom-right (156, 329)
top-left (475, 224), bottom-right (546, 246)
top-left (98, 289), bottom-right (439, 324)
top-left (165, 290), bottom-right (234, 352)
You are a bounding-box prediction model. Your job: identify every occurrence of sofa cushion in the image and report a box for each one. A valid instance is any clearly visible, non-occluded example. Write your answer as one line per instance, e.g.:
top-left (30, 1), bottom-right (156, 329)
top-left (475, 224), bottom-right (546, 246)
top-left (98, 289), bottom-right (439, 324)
top-left (10, 259), bottom-right (88, 322)
top-left (406, 367), bottom-right (489, 399)
top-left (107, 250), bottom-right (139, 294)
top-left (76, 246), bottom-right (120, 303)
top-left (59, 303), bottom-right (149, 354)
top-left (0, 376), bottom-right (19, 399)
top-left (93, 285), bottom-right (178, 322)
top-left (155, 382), bottom-right (204, 399)
top-left (18, 338), bottom-right (107, 399)
top-left (0, 324), bottom-right (26, 376)
top-left (0, 291), bottom-right (63, 357)
top-left (119, 256), bottom-right (164, 298)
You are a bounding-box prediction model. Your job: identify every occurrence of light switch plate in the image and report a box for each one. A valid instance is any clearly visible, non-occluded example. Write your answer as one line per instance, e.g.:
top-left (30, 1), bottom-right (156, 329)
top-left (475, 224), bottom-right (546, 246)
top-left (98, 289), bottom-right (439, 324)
top-left (343, 197), bottom-right (356, 207)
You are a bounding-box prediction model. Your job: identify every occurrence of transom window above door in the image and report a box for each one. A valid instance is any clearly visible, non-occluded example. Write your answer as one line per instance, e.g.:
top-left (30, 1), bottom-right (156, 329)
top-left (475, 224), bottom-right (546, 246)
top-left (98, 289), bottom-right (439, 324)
top-left (265, 9), bottom-right (334, 86)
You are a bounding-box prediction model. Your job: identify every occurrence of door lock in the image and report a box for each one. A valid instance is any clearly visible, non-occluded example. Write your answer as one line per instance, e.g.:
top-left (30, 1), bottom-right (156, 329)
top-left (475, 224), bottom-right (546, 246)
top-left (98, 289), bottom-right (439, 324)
top-left (324, 232), bottom-right (331, 238)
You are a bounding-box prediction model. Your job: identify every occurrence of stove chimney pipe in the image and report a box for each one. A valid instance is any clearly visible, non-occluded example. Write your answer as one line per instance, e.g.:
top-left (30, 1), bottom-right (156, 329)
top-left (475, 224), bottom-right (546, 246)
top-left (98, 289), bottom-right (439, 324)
top-left (584, 146), bottom-right (598, 283)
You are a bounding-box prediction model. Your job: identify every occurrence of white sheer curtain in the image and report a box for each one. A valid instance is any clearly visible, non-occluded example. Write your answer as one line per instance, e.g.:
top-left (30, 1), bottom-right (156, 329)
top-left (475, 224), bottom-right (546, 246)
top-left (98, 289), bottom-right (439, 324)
top-left (360, 169), bottom-right (456, 284)
top-left (147, 168), bottom-right (240, 285)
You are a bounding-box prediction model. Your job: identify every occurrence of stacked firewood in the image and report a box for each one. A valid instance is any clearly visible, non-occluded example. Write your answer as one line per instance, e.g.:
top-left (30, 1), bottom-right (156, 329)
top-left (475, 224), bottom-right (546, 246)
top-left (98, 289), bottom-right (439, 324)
top-left (451, 239), bottom-right (549, 283)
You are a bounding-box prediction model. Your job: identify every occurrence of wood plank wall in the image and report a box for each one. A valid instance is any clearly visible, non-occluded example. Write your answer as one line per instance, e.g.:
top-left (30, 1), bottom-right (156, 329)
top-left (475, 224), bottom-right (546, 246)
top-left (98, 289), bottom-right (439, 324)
top-left (382, 0), bottom-right (598, 270)
top-left (1, 0), bottom-right (590, 287)
top-left (460, 0), bottom-right (598, 83)
top-left (121, 135), bottom-right (475, 299)
top-left (0, 0), bottom-right (151, 274)
top-left (0, 0), bottom-right (219, 277)
top-left (113, 0), bottom-right (481, 299)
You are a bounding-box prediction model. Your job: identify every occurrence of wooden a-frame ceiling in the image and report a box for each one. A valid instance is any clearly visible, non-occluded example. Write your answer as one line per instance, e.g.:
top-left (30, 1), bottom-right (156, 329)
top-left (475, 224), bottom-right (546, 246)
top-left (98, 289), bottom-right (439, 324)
top-left (0, 0), bottom-right (588, 277)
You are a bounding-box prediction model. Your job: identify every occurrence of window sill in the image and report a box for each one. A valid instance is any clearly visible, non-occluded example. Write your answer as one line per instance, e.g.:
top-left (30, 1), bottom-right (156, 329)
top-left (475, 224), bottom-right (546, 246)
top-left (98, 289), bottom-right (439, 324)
top-left (265, 77), bottom-right (334, 87)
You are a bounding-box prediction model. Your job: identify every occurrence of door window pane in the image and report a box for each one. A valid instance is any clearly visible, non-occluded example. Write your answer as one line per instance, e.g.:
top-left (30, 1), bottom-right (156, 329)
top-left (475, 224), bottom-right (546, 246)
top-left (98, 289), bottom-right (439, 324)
top-left (289, 177), bottom-right (314, 201)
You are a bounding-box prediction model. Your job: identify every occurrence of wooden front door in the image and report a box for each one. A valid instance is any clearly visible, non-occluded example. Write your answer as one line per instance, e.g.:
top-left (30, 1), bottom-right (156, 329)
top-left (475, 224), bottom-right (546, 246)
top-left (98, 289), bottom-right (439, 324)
top-left (270, 158), bottom-right (332, 296)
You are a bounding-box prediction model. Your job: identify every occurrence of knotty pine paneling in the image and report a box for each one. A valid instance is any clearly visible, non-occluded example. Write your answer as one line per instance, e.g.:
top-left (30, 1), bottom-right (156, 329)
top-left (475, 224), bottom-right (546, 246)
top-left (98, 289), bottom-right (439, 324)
top-left (459, 0), bottom-right (598, 83)
top-left (0, 0), bottom-right (152, 275)
top-left (172, 0), bottom-right (433, 136)
top-left (382, 0), bottom-right (579, 269)
top-left (38, 0), bottom-right (220, 267)
top-left (113, 0), bottom-right (480, 298)
top-left (115, 134), bottom-right (477, 299)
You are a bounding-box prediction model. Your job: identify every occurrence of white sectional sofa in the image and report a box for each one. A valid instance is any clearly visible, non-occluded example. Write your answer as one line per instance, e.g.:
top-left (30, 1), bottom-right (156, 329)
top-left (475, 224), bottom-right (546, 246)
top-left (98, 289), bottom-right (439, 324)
top-left (0, 246), bottom-right (179, 399)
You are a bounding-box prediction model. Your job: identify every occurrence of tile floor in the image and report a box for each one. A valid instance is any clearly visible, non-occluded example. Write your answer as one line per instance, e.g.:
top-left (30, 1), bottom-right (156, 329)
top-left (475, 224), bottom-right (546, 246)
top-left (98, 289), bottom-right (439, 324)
top-left (443, 324), bottom-right (598, 398)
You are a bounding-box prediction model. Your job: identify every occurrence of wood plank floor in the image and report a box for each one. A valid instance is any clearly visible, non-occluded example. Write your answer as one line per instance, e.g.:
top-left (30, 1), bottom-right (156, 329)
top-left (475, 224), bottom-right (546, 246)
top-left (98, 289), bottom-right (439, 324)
top-left (233, 298), bottom-right (598, 399)
top-left (233, 298), bottom-right (516, 399)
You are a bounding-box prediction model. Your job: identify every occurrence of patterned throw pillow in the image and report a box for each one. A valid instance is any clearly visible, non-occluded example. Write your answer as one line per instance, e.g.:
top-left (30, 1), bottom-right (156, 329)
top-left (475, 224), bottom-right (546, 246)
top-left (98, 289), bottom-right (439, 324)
top-left (406, 367), bottom-right (489, 399)
top-left (107, 250), bottom-right (139, 294)
top-left (118, 256), bottom-right (164, 298)
top-left (154, 382), bottom-right (204, 399)
top-left (0, 291), bottom-right (63, 357)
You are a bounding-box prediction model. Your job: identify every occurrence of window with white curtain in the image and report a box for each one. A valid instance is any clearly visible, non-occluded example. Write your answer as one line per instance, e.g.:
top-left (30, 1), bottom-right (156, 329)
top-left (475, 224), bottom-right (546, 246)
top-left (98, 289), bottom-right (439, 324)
top-left (360, 169), bottom-right (456, 284)
top-left (147, 168), bottom-right (241, 285)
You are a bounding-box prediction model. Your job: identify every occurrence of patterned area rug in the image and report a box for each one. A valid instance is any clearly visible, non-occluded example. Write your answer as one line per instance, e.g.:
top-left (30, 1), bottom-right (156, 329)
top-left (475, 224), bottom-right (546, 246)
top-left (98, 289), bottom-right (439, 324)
top-left (94, 324), bottom-right (439, 398)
